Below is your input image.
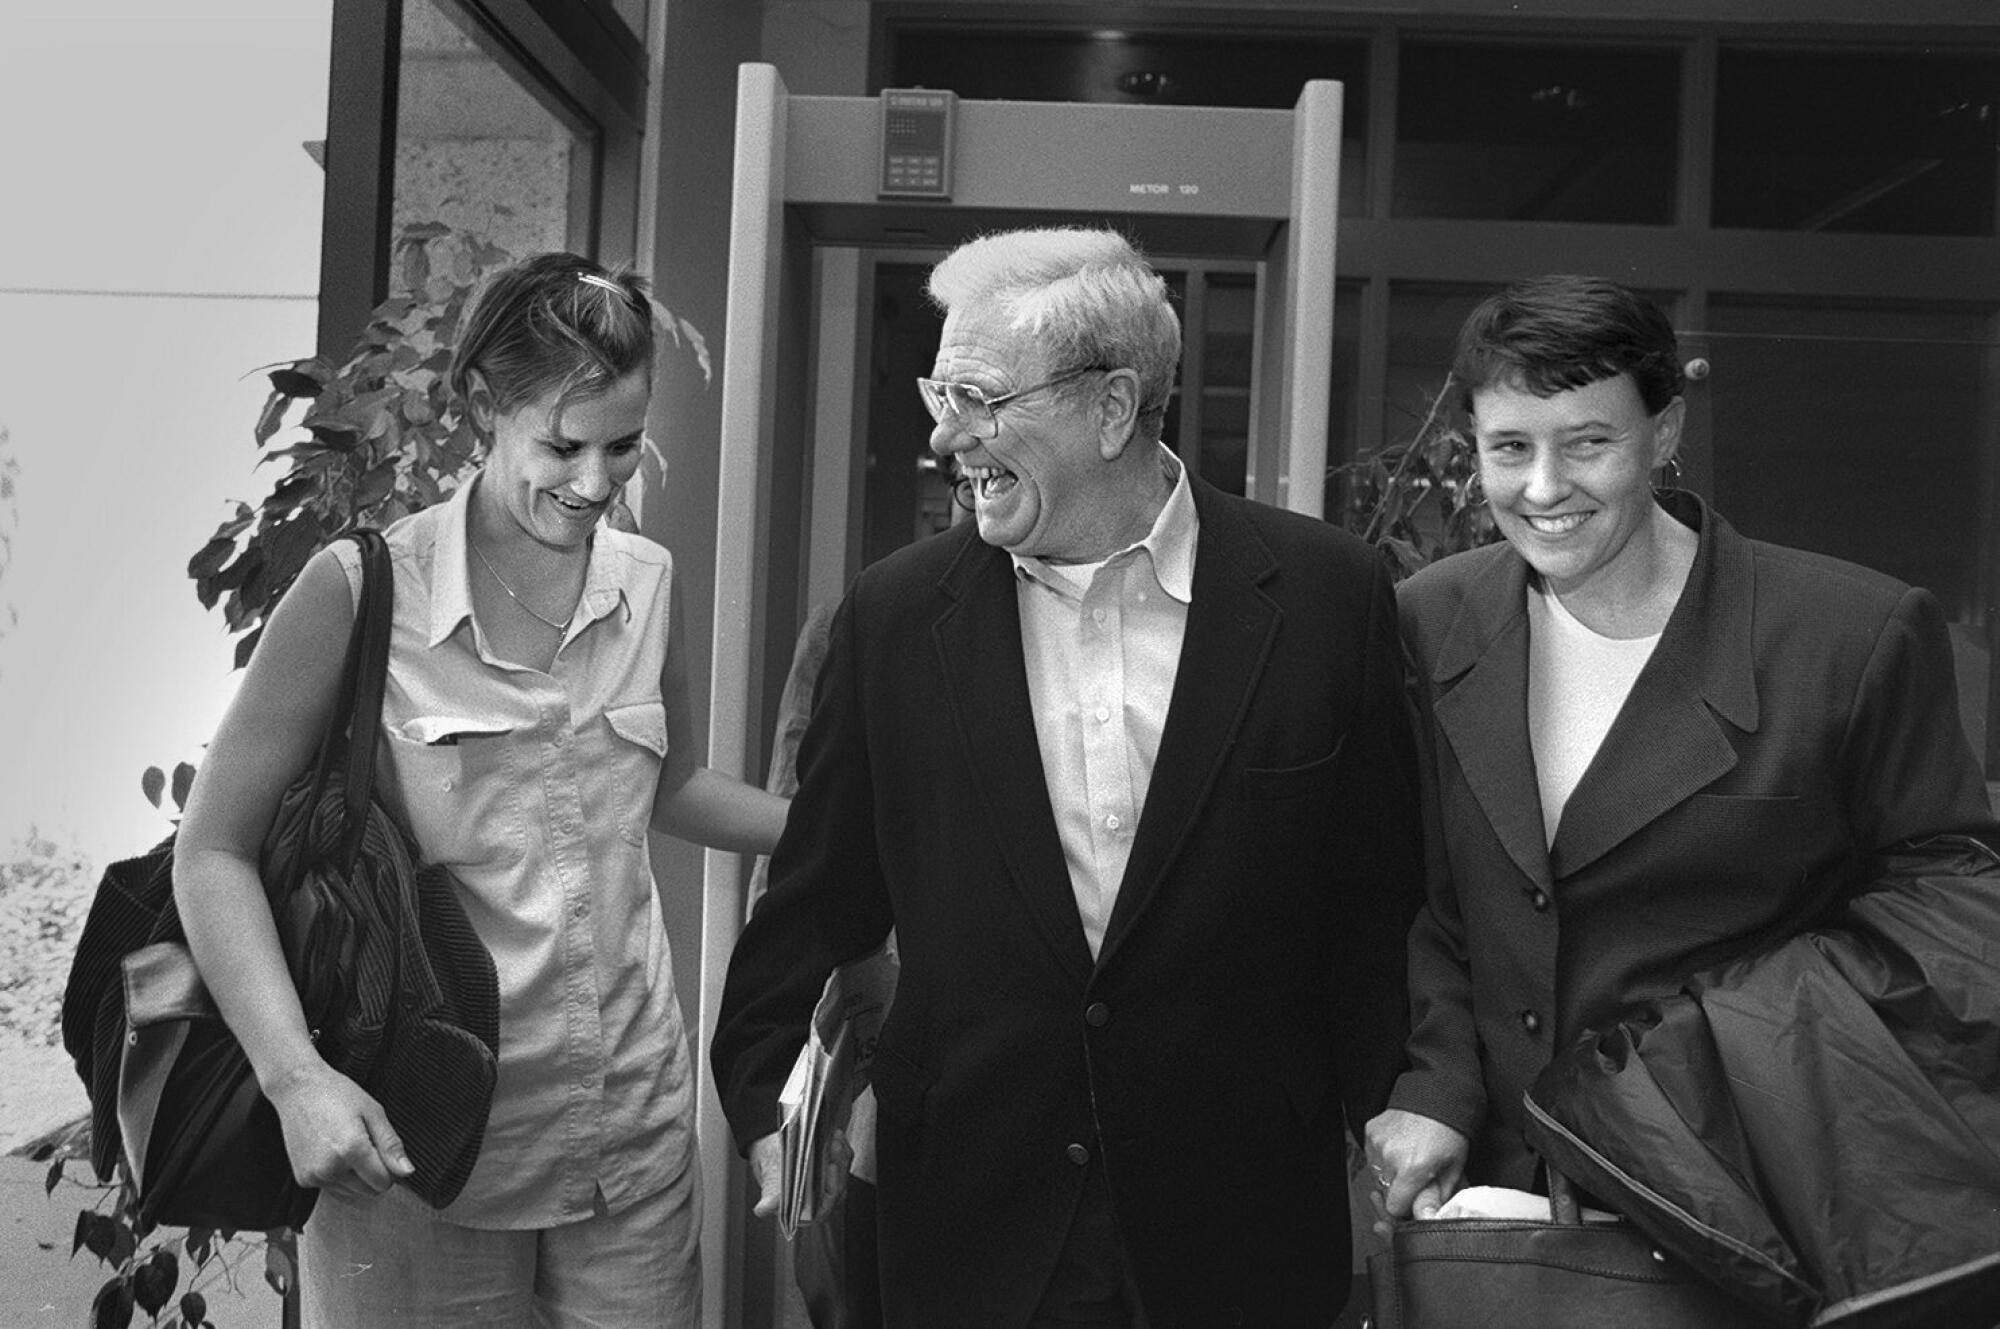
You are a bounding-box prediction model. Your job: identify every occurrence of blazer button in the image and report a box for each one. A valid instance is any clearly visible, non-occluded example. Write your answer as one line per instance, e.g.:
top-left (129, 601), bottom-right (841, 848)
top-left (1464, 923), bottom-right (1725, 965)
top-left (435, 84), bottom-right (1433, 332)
top-left (1066, 1143), bottom-right (1091, 1166)
top-left (1520, 1010), bottom-right (1542, 1035)
top-left (1085, 1002), bottom-right (1110, 1028)
top-left (1527, 888), bottom-right (1550, 912)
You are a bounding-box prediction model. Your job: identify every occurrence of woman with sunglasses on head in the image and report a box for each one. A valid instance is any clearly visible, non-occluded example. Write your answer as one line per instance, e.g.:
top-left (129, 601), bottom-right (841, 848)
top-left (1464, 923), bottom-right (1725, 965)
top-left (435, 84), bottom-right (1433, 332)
top-left (174, 252), bottom-right (788, 1325)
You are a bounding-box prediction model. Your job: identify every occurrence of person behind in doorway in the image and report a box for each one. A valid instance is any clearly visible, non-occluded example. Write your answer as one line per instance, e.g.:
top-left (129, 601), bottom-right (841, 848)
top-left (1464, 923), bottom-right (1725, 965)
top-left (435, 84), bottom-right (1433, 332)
top-left (1365, 274), bottom-right (1999, 1221)
top-left (712, 226), bottom-right (1423, 1328)
top-left (174, 252), bottom-right (789, 1325)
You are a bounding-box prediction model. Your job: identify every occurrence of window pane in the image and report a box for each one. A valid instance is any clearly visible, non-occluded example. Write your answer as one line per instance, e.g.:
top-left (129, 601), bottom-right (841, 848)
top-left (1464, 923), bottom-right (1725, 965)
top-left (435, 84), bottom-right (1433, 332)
top-left (1713, 49), bottom-right (2000, 236)
top-left (1395, 41), bottom-right (1679, 223)
top-left (1195, 273), bottom-right (1255, 496)
top-left (393, 0), bottom-right (593, 281)
top-left (1705, 300), bottom-right (1996, 617)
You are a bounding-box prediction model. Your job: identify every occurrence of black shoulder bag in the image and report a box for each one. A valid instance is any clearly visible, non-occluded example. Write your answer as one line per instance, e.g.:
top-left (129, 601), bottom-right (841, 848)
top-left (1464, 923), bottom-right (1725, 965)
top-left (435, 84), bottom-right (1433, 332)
top-left (60, 530), bottom-right (500, 1233)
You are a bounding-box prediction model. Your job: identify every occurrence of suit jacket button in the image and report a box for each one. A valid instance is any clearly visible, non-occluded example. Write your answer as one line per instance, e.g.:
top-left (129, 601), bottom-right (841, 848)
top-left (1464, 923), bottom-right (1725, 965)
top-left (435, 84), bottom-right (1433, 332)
top-left (1066, 1143), bottom-right (1090, 1166)
top-left (1520, 1010), bottom-right (1542, 1035)
top-left (1527, 888), bottom-right (1550, 911)
top-left (1085, 1002), bottom-right (1110, 1027)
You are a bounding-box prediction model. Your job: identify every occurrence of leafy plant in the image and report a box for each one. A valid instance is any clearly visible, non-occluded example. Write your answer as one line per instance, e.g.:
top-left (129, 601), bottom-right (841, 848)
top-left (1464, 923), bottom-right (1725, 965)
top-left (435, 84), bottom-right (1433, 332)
top-left (37, 1113), bottom-right (293, 1329)
top-left (189, 223), bottom-right (706, 668)
top-left (1329, 374), bottom-right (1499, 579)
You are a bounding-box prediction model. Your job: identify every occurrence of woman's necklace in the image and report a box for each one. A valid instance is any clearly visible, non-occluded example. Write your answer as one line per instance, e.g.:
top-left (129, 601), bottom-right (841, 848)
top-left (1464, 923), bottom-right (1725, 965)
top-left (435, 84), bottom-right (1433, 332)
top-left (471, 539), bottom-right (575, 634)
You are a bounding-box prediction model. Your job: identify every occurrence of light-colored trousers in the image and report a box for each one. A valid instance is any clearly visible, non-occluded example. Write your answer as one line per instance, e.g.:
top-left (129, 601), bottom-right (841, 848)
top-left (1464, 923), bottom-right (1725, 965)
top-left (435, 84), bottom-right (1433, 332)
top-left (300, 1162), bottom-right (701, 1327)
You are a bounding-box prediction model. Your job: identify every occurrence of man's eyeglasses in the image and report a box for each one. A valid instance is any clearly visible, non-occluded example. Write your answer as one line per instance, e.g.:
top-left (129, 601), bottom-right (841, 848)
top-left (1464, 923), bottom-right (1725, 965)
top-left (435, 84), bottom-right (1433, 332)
top-left (916, 364), bottom-right (1110, 440)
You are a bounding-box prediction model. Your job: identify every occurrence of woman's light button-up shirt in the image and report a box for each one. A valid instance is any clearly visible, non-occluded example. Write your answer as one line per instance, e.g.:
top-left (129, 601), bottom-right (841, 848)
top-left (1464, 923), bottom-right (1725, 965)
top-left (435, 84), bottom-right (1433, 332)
top-left (333, 476), bottom-right (692, 1229)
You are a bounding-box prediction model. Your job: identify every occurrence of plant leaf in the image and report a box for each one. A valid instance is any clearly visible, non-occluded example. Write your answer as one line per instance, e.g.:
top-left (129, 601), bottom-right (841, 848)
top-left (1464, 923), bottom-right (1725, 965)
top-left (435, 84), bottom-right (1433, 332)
top-left (170, 762), bottom-right (196, 811)
top-left (354, 461), bottom-right (398, 508)
top-left (132, 1249), bottom-right (178, 1315)
top-left (90, 1275), bottom-right (135, 1329)
top-left (179, 1290), bottom-right (208, 1325)
top-left (186, 537), bottom-right (236, 580)
top-left (268, 365), bottom-right (325, 399)
top-left (141, 767), bottom-right (166, 810)
top-left (253, 391), bottom-right (293, 446)
top-left (44, 1155), bottom-right (64, 1194)
top-left (108, 1218), bottom-right (136, 1268)
top-left (264, 1239), bottom-right (296, 1297)
top-left (76, 1209), bottom-right (117, 1261)
top-left (233, 626), bottom-right (263, 672)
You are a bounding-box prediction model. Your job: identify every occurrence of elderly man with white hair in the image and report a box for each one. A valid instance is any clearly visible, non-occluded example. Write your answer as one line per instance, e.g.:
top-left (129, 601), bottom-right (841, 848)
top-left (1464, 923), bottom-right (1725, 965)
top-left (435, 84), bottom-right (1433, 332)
top-left (714, 227), bottom-right (1423, 1328)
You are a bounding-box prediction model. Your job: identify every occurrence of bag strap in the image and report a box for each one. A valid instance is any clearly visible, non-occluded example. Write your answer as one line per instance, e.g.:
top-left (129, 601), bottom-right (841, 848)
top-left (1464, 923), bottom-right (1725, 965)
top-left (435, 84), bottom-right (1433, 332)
top-left (284, 530), bottom-right (394, 893)
top-left (1548, 1166), bottom-right (1583, 1225)
top-left (340, 530), bottom-right (394, 867)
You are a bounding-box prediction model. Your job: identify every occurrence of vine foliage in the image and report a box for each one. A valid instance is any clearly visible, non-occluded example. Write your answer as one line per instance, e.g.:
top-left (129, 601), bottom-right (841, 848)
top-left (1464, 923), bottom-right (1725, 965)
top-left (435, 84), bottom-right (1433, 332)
top-left (1328, 373), bottom-right (1500, 579)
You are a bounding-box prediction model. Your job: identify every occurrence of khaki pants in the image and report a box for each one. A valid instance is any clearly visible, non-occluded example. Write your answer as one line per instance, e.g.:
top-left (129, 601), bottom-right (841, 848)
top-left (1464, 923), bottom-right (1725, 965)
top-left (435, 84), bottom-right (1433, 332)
top-left (300, 1160), bottom-right (702, 1327)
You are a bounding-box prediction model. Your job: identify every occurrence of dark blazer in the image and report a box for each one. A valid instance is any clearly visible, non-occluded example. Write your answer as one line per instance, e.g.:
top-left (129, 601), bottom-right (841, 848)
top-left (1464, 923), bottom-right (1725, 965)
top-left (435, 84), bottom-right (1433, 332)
top-left (1386, 491), bottom-right (1998, 1188)
top-left (714, 477), bottom-right (1423, 1328)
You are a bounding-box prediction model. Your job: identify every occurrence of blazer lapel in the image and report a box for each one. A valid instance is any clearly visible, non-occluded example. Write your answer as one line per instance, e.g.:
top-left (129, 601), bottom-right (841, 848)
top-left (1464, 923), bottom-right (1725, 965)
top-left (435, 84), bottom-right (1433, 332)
top-left (1549, 494), bottom-right (1759, 879)
top-left (1430, 549), bottom-right (1555, 890)
top-left (932, 532), bottom-right (1095, 986)
top-left (1099, 484), bottom-right (1280, 967)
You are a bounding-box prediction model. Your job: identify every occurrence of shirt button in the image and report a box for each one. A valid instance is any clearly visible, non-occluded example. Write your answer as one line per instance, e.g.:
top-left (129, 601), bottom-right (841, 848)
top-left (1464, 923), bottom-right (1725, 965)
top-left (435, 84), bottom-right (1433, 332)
top-left (1092, 608), bottom-right (1107, 624)
top-left (1066, 1143), bottom-right (1090, 1166)
top-left (1094, 706), bottom-right (1111, 723)
top-left (1105, 814), bottom-right (1121, 831)
top-left (1527, 888), bottom-right (1550, 912)
top-left (1520, 1010), bottom-right (1543, 1035)
top-left (442, 778), bottom-right (455, 791)
top-left (1085, 1002), bottom-right (1110, 1028)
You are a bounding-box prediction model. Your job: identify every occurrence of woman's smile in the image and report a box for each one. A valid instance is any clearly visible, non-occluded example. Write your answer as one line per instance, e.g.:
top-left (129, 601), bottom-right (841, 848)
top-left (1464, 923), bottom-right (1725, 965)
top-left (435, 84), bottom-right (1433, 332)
top-left (1521, 511), bottom-right (1593, 537)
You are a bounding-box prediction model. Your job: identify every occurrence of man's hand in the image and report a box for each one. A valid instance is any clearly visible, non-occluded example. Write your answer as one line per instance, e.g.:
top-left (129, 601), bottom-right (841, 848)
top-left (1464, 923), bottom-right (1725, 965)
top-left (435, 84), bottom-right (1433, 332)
top-left (264, 1059), bottom-right (414, 1200)
top-left (748, 1132), bottom-right (784, 1218)
top-left (1364, 1108), bottom-right (1469, 1230)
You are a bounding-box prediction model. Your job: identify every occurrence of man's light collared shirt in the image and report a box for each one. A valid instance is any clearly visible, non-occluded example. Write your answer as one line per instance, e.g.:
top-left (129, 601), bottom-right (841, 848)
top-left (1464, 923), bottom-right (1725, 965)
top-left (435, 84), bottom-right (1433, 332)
top-left (1012, 450), bottom-right (1197, 958)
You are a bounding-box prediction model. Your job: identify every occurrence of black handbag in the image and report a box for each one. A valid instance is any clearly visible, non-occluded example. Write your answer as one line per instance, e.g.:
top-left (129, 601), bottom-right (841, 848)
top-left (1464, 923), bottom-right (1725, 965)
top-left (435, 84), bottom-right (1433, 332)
top-left (1365, 1170), bottom-right (1766, 1329)
top-left (61, 530), bottom-right (500, 1233)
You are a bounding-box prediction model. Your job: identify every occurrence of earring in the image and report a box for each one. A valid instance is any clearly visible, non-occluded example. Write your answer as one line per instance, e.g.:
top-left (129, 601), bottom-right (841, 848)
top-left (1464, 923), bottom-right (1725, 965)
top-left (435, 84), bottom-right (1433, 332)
top-left (1655, 456), bottom-right (1684, 490)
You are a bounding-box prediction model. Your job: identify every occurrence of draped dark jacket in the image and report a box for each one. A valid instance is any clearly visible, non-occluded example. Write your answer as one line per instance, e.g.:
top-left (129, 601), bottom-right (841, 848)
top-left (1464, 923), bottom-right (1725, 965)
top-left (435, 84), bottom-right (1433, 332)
top-left (1385, 491), bottom-right (1998, 1188)
top-left (714, 476), bottom-right (1424, 1328)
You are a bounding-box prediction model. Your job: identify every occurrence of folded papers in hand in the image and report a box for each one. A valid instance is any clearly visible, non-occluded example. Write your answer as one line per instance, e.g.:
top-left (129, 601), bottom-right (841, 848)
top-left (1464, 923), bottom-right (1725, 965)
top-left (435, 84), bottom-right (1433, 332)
top-left (777, 944), bottom-right (898, 1240)
top-left (1430, 1186), bottom-right (1619, 1223)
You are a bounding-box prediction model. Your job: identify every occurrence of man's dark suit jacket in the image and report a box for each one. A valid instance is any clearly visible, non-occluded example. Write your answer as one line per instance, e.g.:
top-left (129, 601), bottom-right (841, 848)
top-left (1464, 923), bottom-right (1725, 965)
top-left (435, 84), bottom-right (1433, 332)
top-left (1385, 491), bottom-right (2000, 1188)
top-left (714, 476), bottom-right (1423, 1328)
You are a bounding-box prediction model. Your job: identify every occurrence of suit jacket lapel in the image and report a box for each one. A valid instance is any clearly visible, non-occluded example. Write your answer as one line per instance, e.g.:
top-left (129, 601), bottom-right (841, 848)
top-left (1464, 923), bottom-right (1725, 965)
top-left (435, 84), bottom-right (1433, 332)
top-left (932, 530), bottom-right (1095, 986)
top-left (1099, 483), bottom-right (1280, 967)
top-left (1430, 548), bottom-right (1555, 890)
top-left (1550, 494), bottom-right (1758, 878)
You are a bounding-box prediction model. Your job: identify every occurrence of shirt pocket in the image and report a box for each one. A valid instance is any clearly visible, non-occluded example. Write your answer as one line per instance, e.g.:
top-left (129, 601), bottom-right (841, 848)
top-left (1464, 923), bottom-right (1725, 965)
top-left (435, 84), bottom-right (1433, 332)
top-left (384, 717), bottom-right (524, 868)
top-left (602, 700), bottom-right (668, 846)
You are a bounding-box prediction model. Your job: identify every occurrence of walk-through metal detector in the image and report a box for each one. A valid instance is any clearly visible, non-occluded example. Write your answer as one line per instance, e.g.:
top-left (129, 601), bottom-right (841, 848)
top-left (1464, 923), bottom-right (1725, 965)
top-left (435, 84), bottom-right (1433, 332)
top-left (693, 62), bottom-right (1342, 1326)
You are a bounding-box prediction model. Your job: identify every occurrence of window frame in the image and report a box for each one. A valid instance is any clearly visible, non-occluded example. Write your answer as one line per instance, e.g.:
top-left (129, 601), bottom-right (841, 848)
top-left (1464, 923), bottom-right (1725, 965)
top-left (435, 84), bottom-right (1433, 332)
top-left (317, 0), bottom-right (646, 357)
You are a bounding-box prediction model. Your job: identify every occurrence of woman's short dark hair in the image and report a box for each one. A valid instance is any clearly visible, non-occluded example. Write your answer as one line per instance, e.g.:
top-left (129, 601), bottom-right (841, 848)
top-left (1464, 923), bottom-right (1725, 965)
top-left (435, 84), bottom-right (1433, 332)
top-left (1451, 275), bottom-right (1684, 415)
top-left (448, 252), bottom-right (656, 418)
